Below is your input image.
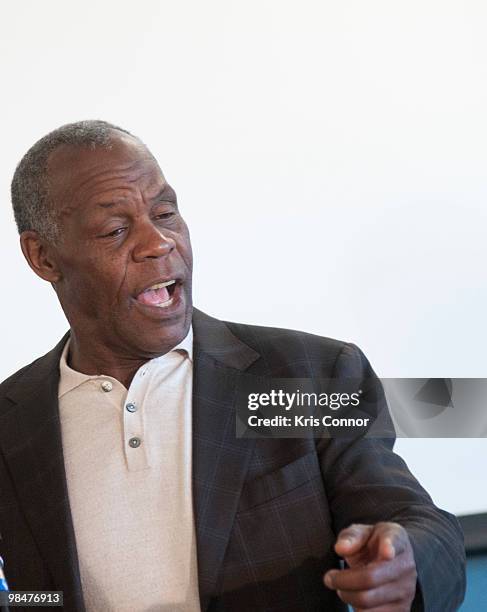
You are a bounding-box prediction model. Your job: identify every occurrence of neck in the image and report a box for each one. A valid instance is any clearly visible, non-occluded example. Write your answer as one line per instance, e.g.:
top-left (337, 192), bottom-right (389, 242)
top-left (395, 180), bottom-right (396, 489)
top-left (67, 333), bottom-right (154, 388)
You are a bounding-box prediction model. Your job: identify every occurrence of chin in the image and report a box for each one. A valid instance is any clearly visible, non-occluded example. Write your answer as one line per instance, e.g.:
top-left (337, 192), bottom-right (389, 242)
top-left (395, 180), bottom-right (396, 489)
top-left (134, 309), bottom-right (192, 356)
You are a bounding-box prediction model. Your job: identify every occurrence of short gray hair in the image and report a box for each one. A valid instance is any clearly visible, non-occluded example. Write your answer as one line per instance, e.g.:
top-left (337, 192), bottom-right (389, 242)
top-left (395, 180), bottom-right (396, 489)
top-left (11, 120), bottom-right (134, 242)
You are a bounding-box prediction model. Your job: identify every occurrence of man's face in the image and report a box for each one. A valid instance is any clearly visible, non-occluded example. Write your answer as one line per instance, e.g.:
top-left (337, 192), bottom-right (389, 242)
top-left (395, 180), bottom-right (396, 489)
top-left (44, 133), bottom-right (193, 359)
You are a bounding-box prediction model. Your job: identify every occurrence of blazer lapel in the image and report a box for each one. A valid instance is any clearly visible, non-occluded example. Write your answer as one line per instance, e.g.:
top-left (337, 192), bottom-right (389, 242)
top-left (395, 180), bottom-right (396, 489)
top-left (192, 309), bottom-right (260, 610)
top-left (0, 333), bottom-right (85, 612)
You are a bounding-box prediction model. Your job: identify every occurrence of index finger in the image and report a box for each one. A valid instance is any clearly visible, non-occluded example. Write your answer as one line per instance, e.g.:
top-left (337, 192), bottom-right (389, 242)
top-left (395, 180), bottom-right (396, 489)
top-left (335, 523), bottom-right (374, 557)
top-left (324, 556), bottom-right (407, 592)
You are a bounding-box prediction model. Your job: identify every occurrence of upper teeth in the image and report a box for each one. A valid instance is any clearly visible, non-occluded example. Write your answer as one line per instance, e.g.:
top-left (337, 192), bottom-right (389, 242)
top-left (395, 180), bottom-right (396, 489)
top-left (146, 280), bottom-right (176, 291)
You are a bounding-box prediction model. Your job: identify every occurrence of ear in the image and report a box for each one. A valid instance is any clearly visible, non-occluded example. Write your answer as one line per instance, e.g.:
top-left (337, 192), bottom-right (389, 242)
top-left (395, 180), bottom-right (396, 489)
top-left (20, 231), bottom-right (62, 283)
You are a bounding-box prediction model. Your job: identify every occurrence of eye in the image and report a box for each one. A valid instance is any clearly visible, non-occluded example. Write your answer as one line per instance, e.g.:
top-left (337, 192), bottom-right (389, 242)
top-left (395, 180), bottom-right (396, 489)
top-left (154, 212), bottom-right (176, 221)
top-left (103, 227), bottom-right (127, 238)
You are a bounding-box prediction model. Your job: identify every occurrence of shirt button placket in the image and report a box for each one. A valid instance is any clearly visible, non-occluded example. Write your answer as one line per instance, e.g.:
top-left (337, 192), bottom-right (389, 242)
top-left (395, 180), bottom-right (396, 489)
top-left (124, 396), bottom-right (148, 469)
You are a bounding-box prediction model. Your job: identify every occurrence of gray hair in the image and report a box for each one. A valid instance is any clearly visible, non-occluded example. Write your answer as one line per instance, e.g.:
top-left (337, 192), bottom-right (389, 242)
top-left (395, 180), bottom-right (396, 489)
top-left (11, 120), bottom-right (135, 242)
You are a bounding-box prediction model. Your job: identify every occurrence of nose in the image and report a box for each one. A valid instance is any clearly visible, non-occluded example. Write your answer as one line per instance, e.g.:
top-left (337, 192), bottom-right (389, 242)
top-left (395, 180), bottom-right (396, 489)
top-left (132, 220), bottom-right (176, 262)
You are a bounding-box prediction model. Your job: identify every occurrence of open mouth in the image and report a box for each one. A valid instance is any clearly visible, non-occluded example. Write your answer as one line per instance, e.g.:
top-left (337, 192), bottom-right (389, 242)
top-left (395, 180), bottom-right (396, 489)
top-left (135, 279), bottom-right (179, 308)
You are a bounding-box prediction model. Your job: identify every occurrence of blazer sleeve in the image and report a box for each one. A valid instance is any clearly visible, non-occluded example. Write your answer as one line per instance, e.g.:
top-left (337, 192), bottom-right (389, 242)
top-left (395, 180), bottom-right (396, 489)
top-left (316, 342), bottom-right (466, 612)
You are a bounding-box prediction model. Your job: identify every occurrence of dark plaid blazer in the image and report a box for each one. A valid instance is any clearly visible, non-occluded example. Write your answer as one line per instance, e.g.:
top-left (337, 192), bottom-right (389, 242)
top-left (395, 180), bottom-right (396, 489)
top-left (0, 309), bottom-right (465, 611)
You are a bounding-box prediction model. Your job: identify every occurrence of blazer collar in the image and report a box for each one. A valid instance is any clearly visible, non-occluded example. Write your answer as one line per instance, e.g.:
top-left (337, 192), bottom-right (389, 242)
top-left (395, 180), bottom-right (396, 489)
top-left (0, 308), bottom-right (260, 612)
top-left (192, 307), bottom-right (259, 371)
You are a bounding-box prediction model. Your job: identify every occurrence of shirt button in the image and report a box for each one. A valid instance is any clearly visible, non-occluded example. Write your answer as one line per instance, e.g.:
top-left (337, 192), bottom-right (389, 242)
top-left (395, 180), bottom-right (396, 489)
top-left (101, 381), bottom-right (113, 392)
top-left (126, 403), bottom-right (137, 413)
top-left (128, 437), bottom-right (141, 448)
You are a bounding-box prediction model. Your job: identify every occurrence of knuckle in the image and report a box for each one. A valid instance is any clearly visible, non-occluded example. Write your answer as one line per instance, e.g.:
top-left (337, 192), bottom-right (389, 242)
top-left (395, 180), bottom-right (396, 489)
top-left (344, 523), bottom-right (370, 537)
top-left (404, 559), bottom-right (418, 578)
top-left (407, 579), bottom-right (417, 599)
top-left (397, 585), bottom-right (408, 600)
top-left (355, 590), bottom-right (372, 607)
top-left (397, 581), bottom-right (416, 603)
top-left (377, 520), bottom-right (402, 533)
top-left (365, 567), bottom-right (380, 588)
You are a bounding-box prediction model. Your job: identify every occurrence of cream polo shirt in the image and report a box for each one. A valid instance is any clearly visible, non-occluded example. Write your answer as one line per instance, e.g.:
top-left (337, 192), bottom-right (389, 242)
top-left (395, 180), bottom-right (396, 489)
top-left (57, 328), bottom-right (200, 612)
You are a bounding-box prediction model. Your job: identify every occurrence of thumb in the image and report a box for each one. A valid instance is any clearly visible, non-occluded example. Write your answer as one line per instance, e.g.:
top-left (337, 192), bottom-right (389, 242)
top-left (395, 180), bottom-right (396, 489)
top-left (335, 524), bottom-right (374, 557)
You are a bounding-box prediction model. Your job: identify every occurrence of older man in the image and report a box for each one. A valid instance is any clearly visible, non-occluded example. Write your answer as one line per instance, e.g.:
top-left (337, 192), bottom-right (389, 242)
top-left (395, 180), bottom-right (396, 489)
top-left (0, 121), bottom-right (465, 611)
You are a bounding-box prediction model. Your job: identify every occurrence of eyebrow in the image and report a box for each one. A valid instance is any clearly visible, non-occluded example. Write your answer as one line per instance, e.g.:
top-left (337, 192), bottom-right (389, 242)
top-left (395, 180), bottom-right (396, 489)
top-left (97, 185), bottom-right (178, 209)
top-left (150, 184), bottom-right (178, 204)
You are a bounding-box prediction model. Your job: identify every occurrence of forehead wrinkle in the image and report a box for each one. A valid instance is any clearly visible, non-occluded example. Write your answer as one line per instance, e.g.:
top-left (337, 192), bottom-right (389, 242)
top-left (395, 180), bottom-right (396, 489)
top-left (58, 180), bottom-right (135, 218)
top-left (95, 180), bottom-right (171, 210)
top-left (58, 161), bottom-right (164, 217)
top-left (73, 158), bottom-right (160, 195)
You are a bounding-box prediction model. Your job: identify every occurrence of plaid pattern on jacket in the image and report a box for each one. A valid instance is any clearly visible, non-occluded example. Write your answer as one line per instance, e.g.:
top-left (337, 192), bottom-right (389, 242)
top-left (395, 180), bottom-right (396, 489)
top-left (0, 309), bottom-right (466, 611)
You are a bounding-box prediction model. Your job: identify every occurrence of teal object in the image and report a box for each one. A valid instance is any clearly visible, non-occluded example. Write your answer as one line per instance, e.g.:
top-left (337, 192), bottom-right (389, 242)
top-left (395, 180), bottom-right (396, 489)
top-left (346, 554), bottom-right (486, 611)
top-left (0, 556), bottom-right (8, 592)
top-left (460, 554), bottom-right (487, 611)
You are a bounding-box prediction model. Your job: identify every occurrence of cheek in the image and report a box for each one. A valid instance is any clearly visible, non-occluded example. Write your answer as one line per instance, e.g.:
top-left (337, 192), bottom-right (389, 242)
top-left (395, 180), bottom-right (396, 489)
top-left (182, 244), bottom-right (193, 271)
top-left (177, 230), bottom-right (193, 271)
top-left (61, 254), bottom-right (128, 308)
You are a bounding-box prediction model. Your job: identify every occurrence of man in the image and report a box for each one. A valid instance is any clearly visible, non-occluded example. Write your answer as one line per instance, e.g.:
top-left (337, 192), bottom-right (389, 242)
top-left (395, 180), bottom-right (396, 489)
top-left (0, 121), bottom-right (465, 611)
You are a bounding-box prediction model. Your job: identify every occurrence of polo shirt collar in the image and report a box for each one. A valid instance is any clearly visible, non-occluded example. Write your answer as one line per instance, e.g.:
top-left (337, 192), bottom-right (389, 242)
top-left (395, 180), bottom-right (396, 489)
top-left (58, 326), bottom-right (193, 398)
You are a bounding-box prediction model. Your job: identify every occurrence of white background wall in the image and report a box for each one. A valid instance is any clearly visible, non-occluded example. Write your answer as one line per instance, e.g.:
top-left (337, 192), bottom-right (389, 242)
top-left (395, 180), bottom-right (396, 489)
top-left (1, 1), bottom-right (486, 515)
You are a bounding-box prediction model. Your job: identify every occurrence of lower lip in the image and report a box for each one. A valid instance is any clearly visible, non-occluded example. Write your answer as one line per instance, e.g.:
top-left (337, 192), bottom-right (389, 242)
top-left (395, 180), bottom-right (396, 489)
top-left (132, 283), bottom-right (184, 318)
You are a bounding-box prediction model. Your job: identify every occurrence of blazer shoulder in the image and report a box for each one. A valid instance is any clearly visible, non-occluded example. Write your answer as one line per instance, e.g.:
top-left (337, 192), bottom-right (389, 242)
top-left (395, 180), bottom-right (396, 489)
top-left (224, 318), bottom-right (346, 352)
top-left (222, 318), bottom-right (367, 376)
top-left (0, 333), bottom-right (69, 408)
top-left (0, 359), bottom-right (39, 395)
